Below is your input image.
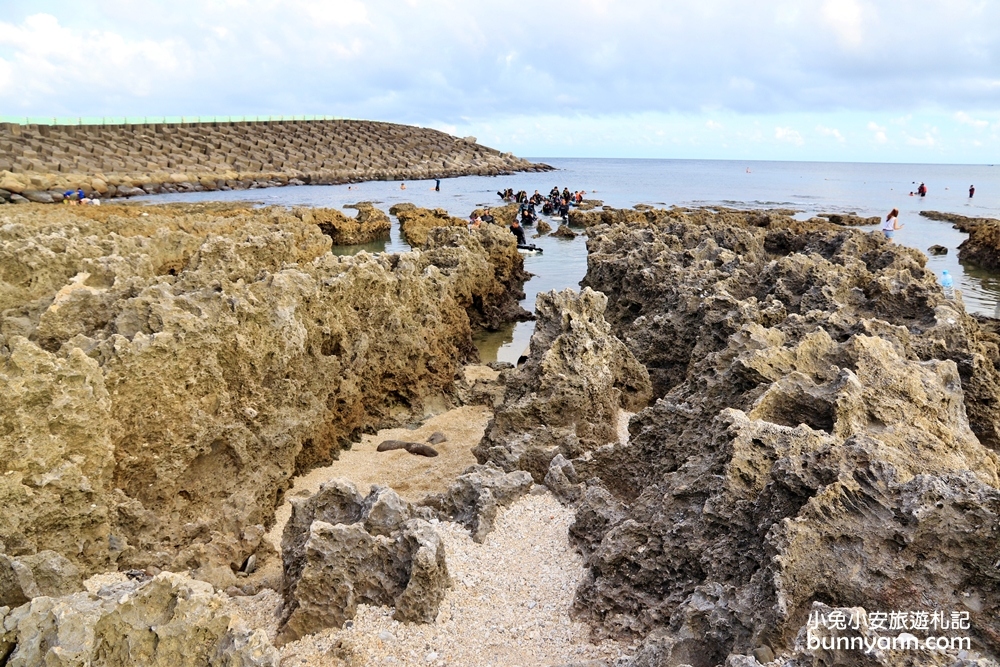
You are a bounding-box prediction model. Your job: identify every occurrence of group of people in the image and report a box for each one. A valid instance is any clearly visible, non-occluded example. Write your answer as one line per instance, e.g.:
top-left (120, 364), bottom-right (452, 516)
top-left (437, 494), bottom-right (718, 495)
top-left (495, 185), bottom-right (588, 226)
top-left (62, 188), bottom-right (100, 205)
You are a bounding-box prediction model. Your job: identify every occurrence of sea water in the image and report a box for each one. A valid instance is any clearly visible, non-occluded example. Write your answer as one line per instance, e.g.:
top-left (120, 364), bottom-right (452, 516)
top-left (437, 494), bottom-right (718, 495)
top-left (136, 158), bottom-right (1000, 362)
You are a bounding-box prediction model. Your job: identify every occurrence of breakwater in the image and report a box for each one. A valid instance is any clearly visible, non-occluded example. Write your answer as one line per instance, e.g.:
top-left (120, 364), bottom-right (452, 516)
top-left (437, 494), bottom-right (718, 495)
top-left (0, 119), bottom-right (549, 203)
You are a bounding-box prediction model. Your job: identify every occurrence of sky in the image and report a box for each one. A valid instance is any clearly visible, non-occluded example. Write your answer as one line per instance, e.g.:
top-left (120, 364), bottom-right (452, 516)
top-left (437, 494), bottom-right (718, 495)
top-left (1, 0), bottom-right (999, 163)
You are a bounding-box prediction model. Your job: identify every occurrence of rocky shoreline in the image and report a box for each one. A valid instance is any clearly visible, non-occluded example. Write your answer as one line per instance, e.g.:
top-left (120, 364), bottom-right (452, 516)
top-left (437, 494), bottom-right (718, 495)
top-left (922, 210), bottom-right (1000, 270)
top-left (3, 201), bottom-right (1000, 666)
top-left (0, 119), bottom-right (551, 203)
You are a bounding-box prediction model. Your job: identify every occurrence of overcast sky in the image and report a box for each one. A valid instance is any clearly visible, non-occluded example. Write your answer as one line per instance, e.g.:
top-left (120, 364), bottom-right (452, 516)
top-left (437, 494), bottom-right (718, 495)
top-left (1, 0), bottom-right (999, 162)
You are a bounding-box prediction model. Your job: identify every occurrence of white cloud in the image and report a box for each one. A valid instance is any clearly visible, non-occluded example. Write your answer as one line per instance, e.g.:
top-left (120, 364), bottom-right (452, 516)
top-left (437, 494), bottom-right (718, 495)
top-left (775, 126), bottom-right (804, 145)
top-left (955, 111), bottom-right (989, 129)
top-left (816, 125), bottom-right (845, 142)
top-left (867, 121), bottom-right (887, 143)
top-left (906, 133), bottom-right (937, 147)
top-left (821, 0), bottom-right (865, 49)
top-left (706, 120), bottom-right (723, 130)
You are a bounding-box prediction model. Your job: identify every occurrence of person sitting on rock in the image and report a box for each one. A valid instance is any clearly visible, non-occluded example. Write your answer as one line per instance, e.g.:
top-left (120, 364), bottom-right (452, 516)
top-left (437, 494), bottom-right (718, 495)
top-left (77, 188), bottom-right (86, 203)
top-left (481, 207), bottom-right (495, 224)
top-left (510, 218), bottom-right (527, 245)
top-left (63, 189), bottom-right (77, 205)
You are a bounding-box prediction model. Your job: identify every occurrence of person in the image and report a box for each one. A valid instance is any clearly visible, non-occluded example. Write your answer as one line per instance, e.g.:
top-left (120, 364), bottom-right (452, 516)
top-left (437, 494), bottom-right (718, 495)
top-left (63, 189), bottom-right (77, 205)
top-left (400, 182), bottom-right (406, 190)
top-left (481, 207), bottom-right (495, 224)
top-left (917, 183), bottom-right (927, 197)
top-left (970, 185), bottom-right (975, 198)
top-left (77, 188), bottom-right (86, 202)
top-left (521, 209), bottom-right (534, 226)
top-left (559, 198), bottom-right (570, 223)
top-left (510, 218), bottom-right (526, 245)
top-left (882, 208), bottom-right (903, 241)
top-left (530, 190), bottom-right (543, 206)
top-left (435, 179), bottom-right (441, 192)
top-left (469, 215), bottom-right (482, 230)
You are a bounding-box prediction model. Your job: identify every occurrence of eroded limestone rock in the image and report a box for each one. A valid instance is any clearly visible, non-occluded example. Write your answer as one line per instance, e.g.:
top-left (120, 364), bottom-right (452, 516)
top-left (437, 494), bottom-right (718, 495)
top-left (0, 572), bottom-right (277, 666)
top-left (390, 203), bottom-right (467, 247)
top-left (474, 288), bottom-right (651, 482)
top-left (298, 203), bottom-right (391, 245)
top-left (570, 213), bottom-right (1000, 663)
top-left (278, 481), bottom-right (448, 644)
top-left (0, 203), bottom-right (528, 578)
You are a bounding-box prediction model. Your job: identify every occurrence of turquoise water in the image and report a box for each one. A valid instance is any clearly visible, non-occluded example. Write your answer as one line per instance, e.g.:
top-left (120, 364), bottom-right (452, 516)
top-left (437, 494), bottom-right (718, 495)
top-left (135, 158), bottom-right (1000, 361)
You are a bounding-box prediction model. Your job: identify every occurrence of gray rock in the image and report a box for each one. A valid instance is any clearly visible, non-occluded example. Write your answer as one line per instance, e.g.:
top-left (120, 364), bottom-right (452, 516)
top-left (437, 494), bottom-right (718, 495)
top-left (278, 481), bottom-right (449, 644)
top-left (9, 193), bottom-right (29, 204)
top-left (417, 463), bottom-right (533, 542)
top-left (474, 288), bottom-right (651, 482)
top-left (928, 244), bottom-right (948, 255)
top-left (21, 190), bottom-right (54, 204)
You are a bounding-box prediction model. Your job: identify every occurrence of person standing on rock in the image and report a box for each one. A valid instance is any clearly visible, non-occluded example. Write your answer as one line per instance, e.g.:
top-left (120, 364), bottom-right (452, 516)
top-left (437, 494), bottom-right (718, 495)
top-left (882, 208), bottom-right (903, 241)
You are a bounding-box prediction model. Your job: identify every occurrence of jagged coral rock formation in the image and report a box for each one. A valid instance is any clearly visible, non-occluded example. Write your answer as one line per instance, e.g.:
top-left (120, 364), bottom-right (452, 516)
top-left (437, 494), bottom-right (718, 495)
top-left (295, 202), bottom-right (391, 245)
top-left (0, 572), bottom-right (278, 666)
top-left (921, 210), bottom-right (1000, 270)
top-left (278, 481), bottom-right (449, 644)
top-left (390, 203), bottom-right (468, 247)
top-left (570, 212), bottom-right (1000, 662)
top-left (474, 288), bottom-right (651, 482)
top-left (0, 203), bottom-right (527, 579)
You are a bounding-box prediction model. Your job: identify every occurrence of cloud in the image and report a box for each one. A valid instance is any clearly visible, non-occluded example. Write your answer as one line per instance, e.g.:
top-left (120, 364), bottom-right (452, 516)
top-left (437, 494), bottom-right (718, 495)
top-left (775, 126), bottom-right (804, 145)
top-left (816, 125), bottom-right (845, 142)
top-left (906, 133), bottom-right (937, 147)
top-left (867, 121), bottom-right (887, 143)
top-left (706, 120), bottom-right (723, 130)
top-left (955, 111), bottom-right (989, 129)
top-left (821, 0), bottom-right (865, 49)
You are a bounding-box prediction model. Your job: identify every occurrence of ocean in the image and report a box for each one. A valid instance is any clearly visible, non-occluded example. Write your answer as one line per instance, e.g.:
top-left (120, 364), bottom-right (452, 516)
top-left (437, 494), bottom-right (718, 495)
top-left (136, 157), bottom-right (1000, 363)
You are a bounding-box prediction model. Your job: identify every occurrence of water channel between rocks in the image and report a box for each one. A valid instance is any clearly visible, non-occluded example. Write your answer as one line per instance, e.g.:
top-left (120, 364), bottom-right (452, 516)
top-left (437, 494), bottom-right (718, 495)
top-left (135, 159), bottom-right (1000, 364)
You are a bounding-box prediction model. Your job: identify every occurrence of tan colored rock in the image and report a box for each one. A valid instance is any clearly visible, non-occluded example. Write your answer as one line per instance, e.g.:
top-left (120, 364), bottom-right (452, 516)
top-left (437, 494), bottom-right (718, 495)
top-left (0, 572), bottom-right (278, 666)
top-left (0, 551), bottom-right (83, 608)
top-left (474, 288), bottom-right (652, 482)
top-left (0, 339), bottom-right (115, 571)
top-left (391, 204), bottom-right (468, 247)
top-left (0, 203), bottom-right (529, 576)
top-left (302, 202), bottom-right (391, 245)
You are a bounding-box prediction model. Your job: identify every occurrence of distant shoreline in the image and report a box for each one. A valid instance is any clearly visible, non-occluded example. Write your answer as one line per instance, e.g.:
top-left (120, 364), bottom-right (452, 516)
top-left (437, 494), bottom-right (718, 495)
top-left (0, 118), bottom-right (552, 204)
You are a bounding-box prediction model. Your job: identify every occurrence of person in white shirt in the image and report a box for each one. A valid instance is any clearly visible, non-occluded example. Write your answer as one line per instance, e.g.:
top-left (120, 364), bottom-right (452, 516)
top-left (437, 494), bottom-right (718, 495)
top-left (882, 208), bottom-right (902, 241)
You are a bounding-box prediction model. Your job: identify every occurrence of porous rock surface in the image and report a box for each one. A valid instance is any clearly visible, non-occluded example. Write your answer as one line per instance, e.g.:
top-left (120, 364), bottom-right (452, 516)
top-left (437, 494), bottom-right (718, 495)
top-left (568, 210), bottom-right (1000, 663)
top-left (0, 551), bottom-right (82, 608)
top-left (0, 571), bottom-right (278, 666)
top-left (922, 210), bottom-right (1000, 270)
top-left (389, 203), bottom-right (469, 247)
top-left (278, 480), bottom-right (449, 644)
top-left (295, 202), bottom-right (390, 245)
top-left (475, 288), bottom-right (652, 482)
top-left (0, 119), bottom-right (550, 202)
top-left (0, 202), bottom-right (528, 580)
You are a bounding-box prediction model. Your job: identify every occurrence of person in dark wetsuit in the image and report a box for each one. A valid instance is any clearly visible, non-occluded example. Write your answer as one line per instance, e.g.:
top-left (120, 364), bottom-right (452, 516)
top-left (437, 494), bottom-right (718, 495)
top-left (510, 219), bottom-right (527, 245)
top-left (562, 187), bottom-right (571, 201)
top-left (521, 209), bottom-right (534, 226)
top-left (558, 198), bottom-right (570, 223)
top-left (970, 185), bottom-right (976, 198)
top-left (481, 207), bottom-right (495, 224)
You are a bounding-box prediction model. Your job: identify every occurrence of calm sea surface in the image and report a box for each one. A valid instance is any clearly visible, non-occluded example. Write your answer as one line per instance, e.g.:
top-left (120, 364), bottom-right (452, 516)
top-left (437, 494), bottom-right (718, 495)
top-left (137, 158), bottom-right (1000, 363)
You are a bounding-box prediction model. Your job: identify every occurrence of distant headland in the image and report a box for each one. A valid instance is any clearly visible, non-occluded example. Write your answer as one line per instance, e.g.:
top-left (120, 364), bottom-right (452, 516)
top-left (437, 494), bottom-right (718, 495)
top-left (0, 118), bottom-right (552, 203)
